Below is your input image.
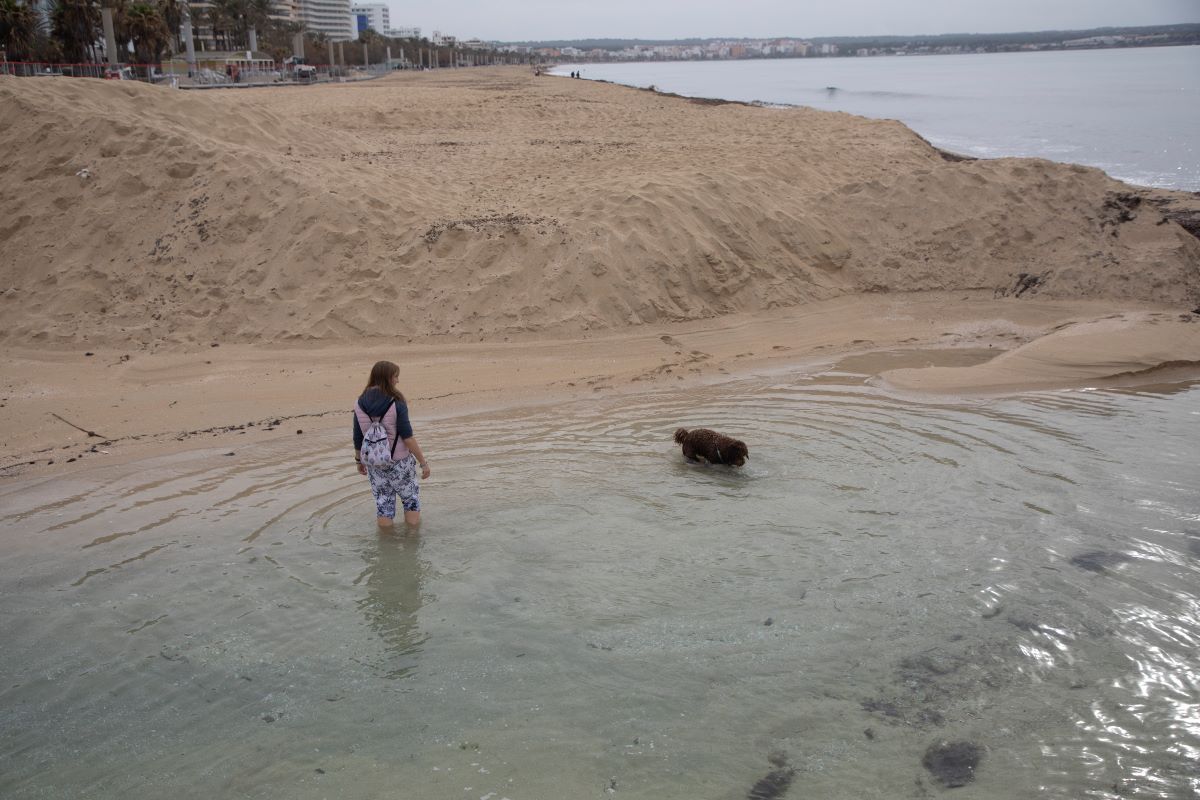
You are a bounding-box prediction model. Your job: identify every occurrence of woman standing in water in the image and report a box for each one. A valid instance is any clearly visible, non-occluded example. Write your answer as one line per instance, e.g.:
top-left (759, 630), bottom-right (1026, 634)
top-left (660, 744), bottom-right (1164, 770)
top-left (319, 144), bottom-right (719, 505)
top-left (353, 361), bottom-right (431, 528)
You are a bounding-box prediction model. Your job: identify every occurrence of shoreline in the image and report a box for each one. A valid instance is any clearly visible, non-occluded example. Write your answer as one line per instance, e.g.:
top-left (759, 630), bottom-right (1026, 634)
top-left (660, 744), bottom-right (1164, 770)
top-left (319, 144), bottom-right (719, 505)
top-left (3, 68), bottom-right (1200, 478)
top-left (574, 75), bottom-right (982, 165)
top-left (4, 293), bottom-right (1197, 478)
top-left (553, 51), bottom-right (1200, 194)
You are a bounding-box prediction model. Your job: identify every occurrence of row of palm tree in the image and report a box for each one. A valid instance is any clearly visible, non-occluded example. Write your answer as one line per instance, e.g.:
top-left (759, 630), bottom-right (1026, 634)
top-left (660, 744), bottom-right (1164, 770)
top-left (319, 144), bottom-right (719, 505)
top-left (0, 0), bottom-right (271, 64)
top-left (1, 0), bottom-right (177, 63)
top-left (2, 0), bottom-right (522, 68)
top-left (196, 0), bottom-right (272, 52)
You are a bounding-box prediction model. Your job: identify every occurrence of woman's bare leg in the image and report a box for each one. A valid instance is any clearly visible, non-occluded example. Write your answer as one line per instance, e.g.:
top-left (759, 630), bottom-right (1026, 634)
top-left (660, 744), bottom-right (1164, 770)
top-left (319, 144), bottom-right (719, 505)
top-left (377, 516), bottom-right (394, 529)
top-left (404, 510), bottom-right (421, 527)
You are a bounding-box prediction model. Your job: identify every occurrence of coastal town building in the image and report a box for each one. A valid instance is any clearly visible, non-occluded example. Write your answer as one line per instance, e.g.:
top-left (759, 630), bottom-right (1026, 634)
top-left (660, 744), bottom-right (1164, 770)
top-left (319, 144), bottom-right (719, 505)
top-left (534, 26), bottom-right (1198, 64)
top-left (351, 3), bottom-right (389, 35)
top-left (555, 38), bottom-right (820, 62)
top-left (297, 0), bottom-right (354, 41)
top-left (387, 26), bottom-right (421, 39)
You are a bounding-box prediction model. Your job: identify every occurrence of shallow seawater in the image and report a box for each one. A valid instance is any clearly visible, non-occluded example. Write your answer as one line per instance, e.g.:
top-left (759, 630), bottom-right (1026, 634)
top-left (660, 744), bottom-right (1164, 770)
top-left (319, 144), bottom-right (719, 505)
top-left (1, 364), bottom-right (1198, 799)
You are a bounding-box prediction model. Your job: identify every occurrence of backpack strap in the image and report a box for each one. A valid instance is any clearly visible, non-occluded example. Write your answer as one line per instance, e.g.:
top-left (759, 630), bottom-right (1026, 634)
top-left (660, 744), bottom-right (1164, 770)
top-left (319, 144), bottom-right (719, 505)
top-left (382, 399), bottom-right (401, 458)
top-left (353, 403), bottom-right (371, 437)
top-left (356, 398), bottom-right (395, 423)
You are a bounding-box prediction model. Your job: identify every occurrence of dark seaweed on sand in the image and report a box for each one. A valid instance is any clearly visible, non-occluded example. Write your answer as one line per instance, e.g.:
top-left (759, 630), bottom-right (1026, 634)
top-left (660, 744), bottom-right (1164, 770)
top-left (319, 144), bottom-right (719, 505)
top-left (747, 767), bottom-right (796, 800)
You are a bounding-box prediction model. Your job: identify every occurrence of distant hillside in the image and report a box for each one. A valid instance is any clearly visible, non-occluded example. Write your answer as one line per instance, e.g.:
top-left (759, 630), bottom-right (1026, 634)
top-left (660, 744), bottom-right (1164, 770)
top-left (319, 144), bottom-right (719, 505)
top-left (500, 23), bottom-right (1200, 50)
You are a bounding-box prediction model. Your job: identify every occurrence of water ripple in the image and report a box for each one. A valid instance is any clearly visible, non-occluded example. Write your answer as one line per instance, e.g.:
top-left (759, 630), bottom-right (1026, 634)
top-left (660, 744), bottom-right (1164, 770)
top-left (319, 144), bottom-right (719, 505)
top-left (0, 377), bottom-right (1197, 798)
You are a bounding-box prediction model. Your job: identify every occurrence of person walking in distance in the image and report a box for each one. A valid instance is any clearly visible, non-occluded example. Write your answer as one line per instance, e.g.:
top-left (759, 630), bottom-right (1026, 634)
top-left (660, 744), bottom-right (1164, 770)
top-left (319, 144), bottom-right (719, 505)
top-left (352, 361), bottom-right (431, 528)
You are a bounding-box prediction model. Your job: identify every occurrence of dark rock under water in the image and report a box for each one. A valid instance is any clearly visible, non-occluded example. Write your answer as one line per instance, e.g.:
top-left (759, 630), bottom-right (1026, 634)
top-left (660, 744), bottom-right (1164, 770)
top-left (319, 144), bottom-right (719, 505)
top-left (923, 740), bottom-right (984, 788)
top-left (1069, 550), bottom-right (1133, 573)
top-left (1186, 531), bottom-right (1200, 558)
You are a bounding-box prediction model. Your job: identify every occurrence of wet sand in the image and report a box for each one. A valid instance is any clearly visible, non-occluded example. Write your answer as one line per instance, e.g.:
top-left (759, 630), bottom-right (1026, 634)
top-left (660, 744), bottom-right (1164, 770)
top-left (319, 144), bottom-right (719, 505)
top-left (4, 294), bottom-right (1198, 476)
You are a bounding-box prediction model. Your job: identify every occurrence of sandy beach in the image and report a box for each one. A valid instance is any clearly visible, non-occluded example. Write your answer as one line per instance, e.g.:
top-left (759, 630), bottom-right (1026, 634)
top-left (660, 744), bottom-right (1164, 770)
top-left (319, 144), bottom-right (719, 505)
top-left (2, 67), bottom-right (1199, 473)
top-left (4, 63), bottom-right (1200, 800)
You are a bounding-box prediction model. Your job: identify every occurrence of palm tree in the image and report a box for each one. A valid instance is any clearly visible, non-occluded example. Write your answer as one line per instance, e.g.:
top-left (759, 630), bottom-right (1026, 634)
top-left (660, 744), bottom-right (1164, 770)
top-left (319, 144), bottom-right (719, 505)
top-left (0, 0), bottom-right (43, 60)
top-left (50, 0), bottom-right (100, 62)
top-left (209, 0), bottom-right (244, 49)
top-left (157, 0), bottom-right (181, 53)
top-left (123, 0), bottom-right (167, 62)
top-left (244, 0), bottom-right (270, 42)
top-left (260, 17), bottom-right (296, 62)
top-left (198, 1), bottom-right (226, 49)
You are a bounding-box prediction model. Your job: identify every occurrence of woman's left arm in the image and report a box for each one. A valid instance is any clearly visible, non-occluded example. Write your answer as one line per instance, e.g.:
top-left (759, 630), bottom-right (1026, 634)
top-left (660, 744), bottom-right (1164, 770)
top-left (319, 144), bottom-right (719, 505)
top-left (403, 437), bottom-right (430, 479)
top-left (395, 402), bottom-right (429, 479)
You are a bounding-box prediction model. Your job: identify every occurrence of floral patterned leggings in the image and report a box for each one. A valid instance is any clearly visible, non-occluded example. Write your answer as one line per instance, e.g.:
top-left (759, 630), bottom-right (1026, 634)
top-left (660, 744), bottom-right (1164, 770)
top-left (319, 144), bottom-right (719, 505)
top-left (366, 454), bottom-right (420, 518)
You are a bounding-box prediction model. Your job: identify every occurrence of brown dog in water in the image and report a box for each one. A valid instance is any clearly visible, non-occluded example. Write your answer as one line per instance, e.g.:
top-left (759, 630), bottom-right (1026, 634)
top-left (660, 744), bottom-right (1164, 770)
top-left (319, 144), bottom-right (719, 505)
top-left (674, 428), bottom-right (749, 467)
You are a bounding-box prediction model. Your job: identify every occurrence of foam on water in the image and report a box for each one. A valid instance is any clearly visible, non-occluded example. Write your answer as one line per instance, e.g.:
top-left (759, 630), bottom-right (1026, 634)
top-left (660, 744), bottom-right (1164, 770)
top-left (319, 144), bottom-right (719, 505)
top-left (1, 364), bottom-right (1198, 798)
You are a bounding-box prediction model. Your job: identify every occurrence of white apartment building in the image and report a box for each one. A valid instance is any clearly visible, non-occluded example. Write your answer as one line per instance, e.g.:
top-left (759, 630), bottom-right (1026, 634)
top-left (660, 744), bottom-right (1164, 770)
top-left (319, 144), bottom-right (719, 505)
top-left (298, 0), bottom-right (354, 41)
top-left (351, 3), bottom-right (388, 35)
top-left (387, 26), bottom-right (421, 39)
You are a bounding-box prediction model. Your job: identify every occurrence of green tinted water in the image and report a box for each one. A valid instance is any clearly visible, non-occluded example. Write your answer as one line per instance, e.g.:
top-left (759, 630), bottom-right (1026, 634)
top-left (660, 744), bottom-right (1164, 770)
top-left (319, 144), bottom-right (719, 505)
top-left (2, 364), bottom-right (1197, 799)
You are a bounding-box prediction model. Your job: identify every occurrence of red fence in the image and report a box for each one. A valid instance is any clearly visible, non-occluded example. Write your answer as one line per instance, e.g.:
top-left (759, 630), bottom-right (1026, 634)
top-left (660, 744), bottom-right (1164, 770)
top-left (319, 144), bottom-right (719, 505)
top-left (1, 59), bottom-right (400, 86)
top-left (1, 61), bottom-right (166, 81)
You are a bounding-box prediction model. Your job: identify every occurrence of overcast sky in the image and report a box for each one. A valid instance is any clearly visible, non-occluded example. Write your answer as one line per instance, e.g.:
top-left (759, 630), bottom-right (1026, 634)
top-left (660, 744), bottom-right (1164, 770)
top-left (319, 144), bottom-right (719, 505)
top-left (390, 0), bottom-right (1200, 42)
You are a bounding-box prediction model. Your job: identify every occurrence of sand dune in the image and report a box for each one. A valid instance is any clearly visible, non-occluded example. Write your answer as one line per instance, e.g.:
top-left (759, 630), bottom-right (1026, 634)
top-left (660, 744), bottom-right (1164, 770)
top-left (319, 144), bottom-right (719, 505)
top-left (3, 68), bottom-right (1200, 472)
top-left (879, 310), bottom-right (1200, 393)
top-left (2, 68), bottom-right (1198, 350)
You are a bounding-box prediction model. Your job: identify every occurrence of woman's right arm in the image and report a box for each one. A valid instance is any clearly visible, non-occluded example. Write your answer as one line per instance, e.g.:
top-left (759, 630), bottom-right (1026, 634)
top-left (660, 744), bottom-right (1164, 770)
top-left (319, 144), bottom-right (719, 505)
top-left (352, 410), bottom-right (365, 473)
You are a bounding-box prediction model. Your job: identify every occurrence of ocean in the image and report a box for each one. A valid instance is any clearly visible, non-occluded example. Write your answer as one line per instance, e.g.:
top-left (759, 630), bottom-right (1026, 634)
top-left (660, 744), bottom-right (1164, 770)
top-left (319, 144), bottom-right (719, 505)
top-left (556, 46), bottom-right (1200, 192)
top-left (2, 353), bottom-right (1198, 798)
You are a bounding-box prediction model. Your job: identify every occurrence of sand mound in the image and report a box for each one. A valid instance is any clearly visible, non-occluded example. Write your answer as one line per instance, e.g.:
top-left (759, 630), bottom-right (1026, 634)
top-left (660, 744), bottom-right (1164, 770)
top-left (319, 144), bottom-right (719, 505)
top-left (878, 310), bottom-right (1200, 392)
top-left (2, 69), bottom-right (1198, 349)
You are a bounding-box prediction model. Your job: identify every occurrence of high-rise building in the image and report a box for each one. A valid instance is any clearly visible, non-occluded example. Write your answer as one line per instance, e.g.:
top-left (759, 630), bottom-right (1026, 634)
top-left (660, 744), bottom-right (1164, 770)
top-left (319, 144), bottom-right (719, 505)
top-left (268, 0), bottom-right (299, 24)
top-left (351, 3), bottom-right (389, 35)
top-left (297, 0), bottom-right (354, 40)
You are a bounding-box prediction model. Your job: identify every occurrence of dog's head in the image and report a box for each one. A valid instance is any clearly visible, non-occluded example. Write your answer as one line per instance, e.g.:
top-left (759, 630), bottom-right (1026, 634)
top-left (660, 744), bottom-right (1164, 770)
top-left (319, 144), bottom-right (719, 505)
top-left (725, 440), bottom-right (749, 467)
